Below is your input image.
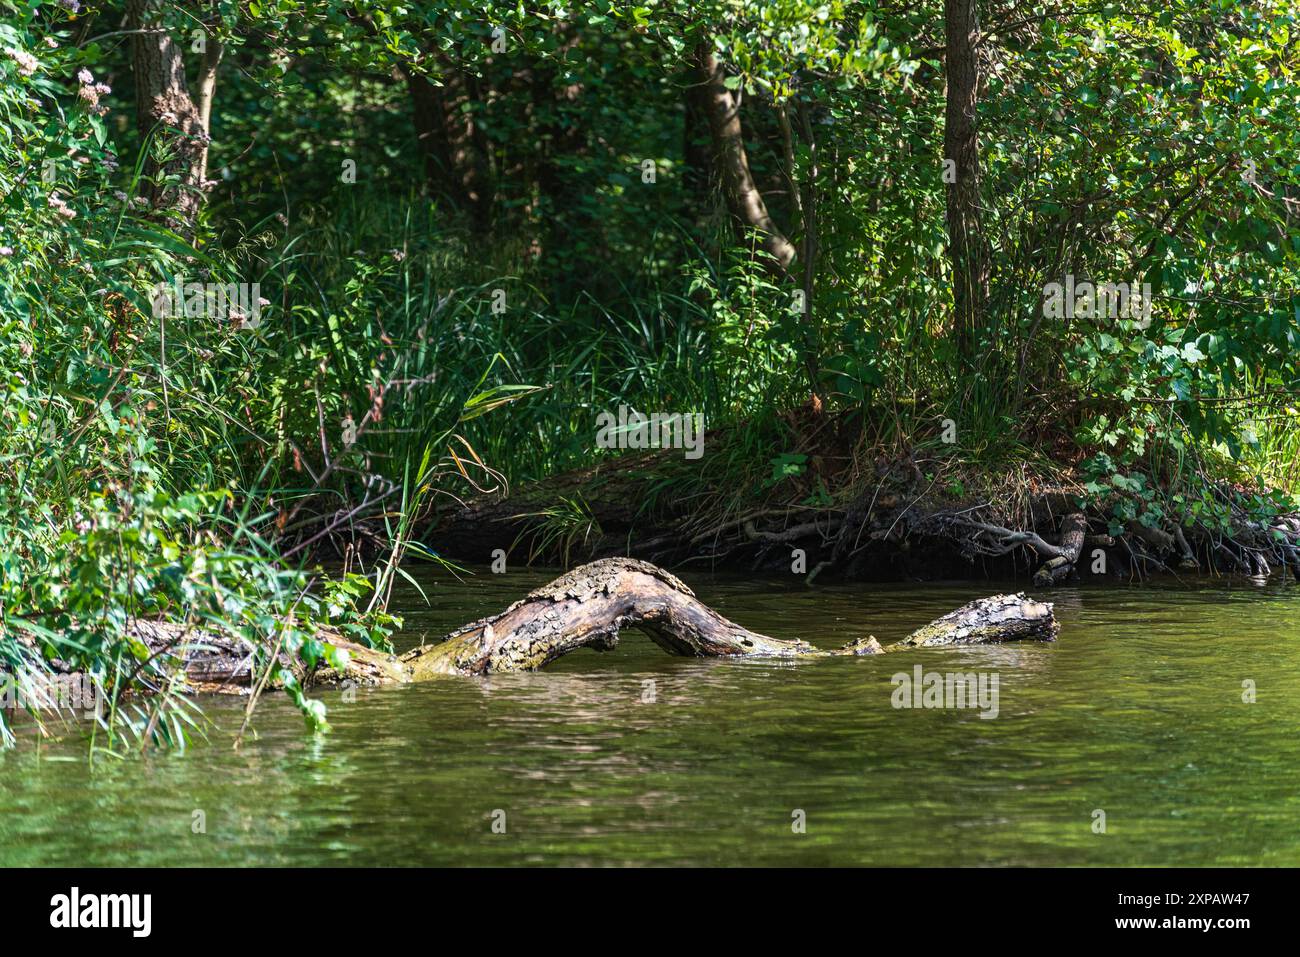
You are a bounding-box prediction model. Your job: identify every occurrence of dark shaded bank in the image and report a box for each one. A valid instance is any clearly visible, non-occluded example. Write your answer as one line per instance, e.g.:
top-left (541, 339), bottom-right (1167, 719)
top-left (424, 448), bottom-right (1300, 588)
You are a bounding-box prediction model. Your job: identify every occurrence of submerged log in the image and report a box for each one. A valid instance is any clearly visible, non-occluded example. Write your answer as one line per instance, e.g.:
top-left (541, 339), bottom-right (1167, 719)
top-left (172, 560), bottom-right (1056, 690)
top-left (15, 560), bottom-right (1058, 699)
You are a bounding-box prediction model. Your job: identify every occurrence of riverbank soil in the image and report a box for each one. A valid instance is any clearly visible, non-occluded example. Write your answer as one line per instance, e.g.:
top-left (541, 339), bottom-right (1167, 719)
top-left (425, 411), bottom-right (1300, 587)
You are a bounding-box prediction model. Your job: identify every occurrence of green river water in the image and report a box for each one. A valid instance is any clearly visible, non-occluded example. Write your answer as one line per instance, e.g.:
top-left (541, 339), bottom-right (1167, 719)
top-left (2, 568), bottom-right (1299, 866)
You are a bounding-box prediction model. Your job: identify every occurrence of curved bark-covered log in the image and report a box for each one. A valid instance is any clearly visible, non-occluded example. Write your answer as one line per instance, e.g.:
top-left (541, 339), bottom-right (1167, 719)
top-left (23, 560), bottom-right (1057, 699)
top-left (400, 558), bottom-right (817, 679)
top-left (396, 561), bottom-right (1058, 679)
top-left (98, 561), bottom-right (1055, 696)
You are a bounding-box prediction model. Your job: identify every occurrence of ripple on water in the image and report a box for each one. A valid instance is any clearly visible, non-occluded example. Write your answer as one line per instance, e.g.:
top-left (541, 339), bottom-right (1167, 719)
top-left (2, 570), bottom-right (1298, 865)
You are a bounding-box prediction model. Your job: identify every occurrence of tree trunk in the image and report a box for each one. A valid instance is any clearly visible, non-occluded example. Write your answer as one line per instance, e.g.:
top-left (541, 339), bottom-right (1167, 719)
top-left (194, 37), bottom-right (223, 185)
top-left (21, 560), bottom-right (1059, 701)
top-left (796, 98), bottom-right (822, 400)
top-left (128, 0), bottom-right (209, 231)
top-left (406, 64), bottom-right (493, 230)
top-left (943, 0), bottom-right (989, 361)
top-left (682, 74), bottom-right (715, 211)
top-left (693, 43), bottom-right (796, 273)
top-left (530, 35), bottom-right (591, 262)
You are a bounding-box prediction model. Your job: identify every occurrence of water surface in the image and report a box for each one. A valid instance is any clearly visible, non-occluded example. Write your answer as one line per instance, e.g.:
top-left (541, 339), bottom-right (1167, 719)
top-left (3, 568), bottom-right (1298, 866)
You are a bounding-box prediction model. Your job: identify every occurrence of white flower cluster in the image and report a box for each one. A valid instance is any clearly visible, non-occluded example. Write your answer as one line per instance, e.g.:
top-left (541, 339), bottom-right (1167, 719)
top-left (76, 67), bottom-right (111, 116)
top-left (6, 47), bottom-right (39, 77)
top-left (47, 192), bottom-right (76, 220)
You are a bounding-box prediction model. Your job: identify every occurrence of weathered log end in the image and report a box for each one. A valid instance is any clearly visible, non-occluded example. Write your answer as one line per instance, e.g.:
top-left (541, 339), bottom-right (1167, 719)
top-left (885, 592), bottom-right (1059, 650)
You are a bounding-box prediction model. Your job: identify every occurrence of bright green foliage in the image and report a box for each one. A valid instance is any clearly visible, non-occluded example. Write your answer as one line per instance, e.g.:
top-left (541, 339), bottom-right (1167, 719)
top-left (0, 4), bottom-right (400, 749)
top-left (2, 1), bottom-right (1299, 748)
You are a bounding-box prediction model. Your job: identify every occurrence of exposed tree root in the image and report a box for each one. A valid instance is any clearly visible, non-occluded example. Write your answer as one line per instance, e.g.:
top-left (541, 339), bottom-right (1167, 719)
top-left (953, 511), bottom-right (1088, 586)
top-left (422, 451), bottom-right (1300, 587)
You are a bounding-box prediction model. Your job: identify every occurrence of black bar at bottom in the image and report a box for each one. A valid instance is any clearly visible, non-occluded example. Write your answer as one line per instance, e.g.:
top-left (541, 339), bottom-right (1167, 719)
top-left (0, 866), bottom-right (1282, 942)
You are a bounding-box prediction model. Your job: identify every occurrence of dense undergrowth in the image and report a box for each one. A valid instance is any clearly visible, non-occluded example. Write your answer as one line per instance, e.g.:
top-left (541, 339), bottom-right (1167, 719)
top-left (2, 0), bottom-right (1299, 749)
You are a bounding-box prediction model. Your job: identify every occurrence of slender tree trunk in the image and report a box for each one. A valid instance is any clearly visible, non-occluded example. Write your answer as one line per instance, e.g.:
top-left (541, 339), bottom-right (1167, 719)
top-left (127, 0), bottom-right (209, 232)
top-left (943, 0), bottom-right (989, 362)
top-left (777, 101), bottom-right (804, 235)
top-left (796, 98), bottom-right (821, 400)
top-left (530, 33), bottom-right (590, 261)
top-left (406, 64), bottom-right (493, 230)
top-left (194, 37), bottom-right (223, 185)
top-left (694, 43), bottom-right (796, 273)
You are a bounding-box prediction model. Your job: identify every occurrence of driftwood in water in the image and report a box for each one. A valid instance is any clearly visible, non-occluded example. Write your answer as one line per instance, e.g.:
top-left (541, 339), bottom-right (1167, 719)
top-left (96, 559), bottom-right (1058, 694)
top-left (882, 590), bottom-right (1058, 649)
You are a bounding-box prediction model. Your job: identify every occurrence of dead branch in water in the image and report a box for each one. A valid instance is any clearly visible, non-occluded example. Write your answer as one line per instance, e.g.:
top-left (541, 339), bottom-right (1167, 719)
top-left (35, 559), bottom-right (1056, 699)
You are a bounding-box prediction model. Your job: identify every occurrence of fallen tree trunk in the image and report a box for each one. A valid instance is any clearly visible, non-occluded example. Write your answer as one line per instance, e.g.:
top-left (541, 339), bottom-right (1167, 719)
top-left (883, 591), bottom-right (1058, 649)
top-left (67, 559), bottom-right (1056, 696)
